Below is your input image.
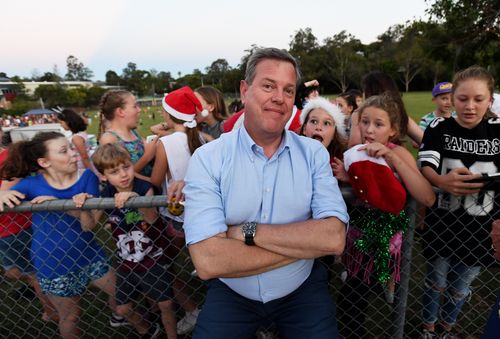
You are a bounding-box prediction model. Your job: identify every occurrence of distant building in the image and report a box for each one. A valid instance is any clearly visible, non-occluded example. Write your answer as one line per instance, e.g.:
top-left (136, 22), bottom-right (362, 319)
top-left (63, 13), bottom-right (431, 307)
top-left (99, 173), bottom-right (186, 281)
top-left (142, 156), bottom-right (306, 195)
top-left (0, 77), bottom-right (96, 97)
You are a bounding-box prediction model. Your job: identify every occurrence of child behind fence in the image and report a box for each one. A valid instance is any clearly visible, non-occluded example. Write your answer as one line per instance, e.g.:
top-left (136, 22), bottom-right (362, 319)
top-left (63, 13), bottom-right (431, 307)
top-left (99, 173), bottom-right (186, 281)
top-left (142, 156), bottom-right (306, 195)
top-left (98, 89), bottom-right (156, 177)
top-left (333, 94), bottom-right (435, 338)
top-left (92, 143), bottom-right (177, 339)
top-left (418, 66), bottom-right (500, 338)
top-left (0, 131), bottom-right (116, 339)
top-left (0, 132), bottom-right (57, 323)
top-left (150, 86), bottom-right (205, 336)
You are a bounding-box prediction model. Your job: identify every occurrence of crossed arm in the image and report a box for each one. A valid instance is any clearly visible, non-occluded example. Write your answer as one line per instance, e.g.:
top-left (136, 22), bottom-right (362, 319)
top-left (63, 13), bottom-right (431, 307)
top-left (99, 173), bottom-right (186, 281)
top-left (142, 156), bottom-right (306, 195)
top-left (189, 216), bottom-right (345, 280)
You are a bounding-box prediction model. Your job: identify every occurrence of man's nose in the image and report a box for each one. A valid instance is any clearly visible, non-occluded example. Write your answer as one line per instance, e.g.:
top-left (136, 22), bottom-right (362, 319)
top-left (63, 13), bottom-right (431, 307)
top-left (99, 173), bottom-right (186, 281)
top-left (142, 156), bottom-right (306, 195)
top-left (272, 89), bottom-right (284, 103)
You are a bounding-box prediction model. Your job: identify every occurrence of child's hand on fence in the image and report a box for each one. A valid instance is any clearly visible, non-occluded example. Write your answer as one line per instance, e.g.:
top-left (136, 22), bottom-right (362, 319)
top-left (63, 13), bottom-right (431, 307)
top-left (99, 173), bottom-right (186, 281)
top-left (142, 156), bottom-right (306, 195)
top-left (31, 196), bottom-right (57, 204)
top-left (436, 168), bottom-right (483, 196)
top-left (72, 193), bottom-right (93, 208)
top-left (114, 192), bottom-right (138, 208)
top-left (0, 190), bottom-right (25, 211)
top-left (332, 157), bottom-right (349, 183)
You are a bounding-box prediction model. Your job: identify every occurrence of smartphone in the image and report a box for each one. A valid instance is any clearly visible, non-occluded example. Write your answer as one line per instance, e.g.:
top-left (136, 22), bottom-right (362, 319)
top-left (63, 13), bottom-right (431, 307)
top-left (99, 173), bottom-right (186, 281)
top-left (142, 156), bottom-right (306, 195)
top-left (467, 173), bottom-right (500, 184)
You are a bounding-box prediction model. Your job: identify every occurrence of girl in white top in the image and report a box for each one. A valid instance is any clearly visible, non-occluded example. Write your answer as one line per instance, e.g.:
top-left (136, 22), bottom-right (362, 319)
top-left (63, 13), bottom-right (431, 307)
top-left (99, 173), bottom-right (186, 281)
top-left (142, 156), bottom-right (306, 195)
top-left (150, 86), bottom-right (206, 336)
top-left (150, 86), bottom-right (206, 220)
top-left (57, 109), bottom-right (94, 171)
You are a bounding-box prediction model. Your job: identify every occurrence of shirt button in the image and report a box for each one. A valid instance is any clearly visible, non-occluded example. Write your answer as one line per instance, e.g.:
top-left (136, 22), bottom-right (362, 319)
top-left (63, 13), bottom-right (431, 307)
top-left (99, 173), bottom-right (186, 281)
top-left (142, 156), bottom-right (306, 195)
top-left (265, 188), bottom-right (270, 193)
top-left (263, 214), bottom-right (268, 219)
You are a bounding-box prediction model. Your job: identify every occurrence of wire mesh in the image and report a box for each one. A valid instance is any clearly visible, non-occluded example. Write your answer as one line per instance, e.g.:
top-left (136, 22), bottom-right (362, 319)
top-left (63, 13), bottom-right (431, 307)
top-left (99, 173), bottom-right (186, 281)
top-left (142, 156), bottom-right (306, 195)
top-left (0, 193), bottom-right (497, 338)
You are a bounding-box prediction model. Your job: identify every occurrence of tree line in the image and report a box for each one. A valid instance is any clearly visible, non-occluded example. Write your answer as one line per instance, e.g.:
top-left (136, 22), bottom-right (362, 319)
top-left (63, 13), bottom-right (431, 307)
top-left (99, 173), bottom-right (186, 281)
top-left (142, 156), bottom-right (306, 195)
top-left (2, 0), bottom-right (498, 113)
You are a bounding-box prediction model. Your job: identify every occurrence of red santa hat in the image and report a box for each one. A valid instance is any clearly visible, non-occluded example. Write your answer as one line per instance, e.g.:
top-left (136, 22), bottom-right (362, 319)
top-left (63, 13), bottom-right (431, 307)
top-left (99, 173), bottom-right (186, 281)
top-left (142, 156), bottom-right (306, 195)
top-left (343, 144), bottom-right (406, 215)
top-left (300, 96), bottom-right (346, 138)
top-left (162, 86), bottom-right (202, 128)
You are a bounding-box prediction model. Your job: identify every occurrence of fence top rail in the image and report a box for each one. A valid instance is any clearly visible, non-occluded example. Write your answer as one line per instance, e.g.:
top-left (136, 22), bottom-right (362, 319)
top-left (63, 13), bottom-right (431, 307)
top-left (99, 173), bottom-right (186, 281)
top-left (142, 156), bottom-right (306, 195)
top-left (0, 188), bottom-right (359, 213)
top-left (1, 195), bottom-right (170, 213)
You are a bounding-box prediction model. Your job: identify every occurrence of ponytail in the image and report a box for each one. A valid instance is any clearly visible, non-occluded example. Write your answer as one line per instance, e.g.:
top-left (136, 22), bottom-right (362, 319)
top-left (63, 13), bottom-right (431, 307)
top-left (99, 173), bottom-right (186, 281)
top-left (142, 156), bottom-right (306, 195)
top-left (168, 115), bottom-right (203, 154)
top-left (185, 127), bottom-right (203, 155)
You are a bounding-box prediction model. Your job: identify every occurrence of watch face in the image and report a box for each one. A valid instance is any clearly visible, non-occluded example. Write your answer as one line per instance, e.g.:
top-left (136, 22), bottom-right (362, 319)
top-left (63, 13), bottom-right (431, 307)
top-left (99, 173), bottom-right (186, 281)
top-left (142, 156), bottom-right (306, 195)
top-left (243, 222), bottom-right (256, 235)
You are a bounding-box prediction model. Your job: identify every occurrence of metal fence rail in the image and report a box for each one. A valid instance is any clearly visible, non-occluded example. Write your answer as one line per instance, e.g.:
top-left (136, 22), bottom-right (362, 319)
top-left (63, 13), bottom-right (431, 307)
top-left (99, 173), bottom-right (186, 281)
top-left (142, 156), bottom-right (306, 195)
top-left (0, 193), bottom-right (498, 338)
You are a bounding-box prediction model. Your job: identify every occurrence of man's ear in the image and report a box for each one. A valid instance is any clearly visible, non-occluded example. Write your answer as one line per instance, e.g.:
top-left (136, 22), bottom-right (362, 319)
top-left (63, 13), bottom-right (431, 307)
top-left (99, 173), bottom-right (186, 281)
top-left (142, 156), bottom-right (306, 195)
top-left (240, 80), bottom-right (248, 105)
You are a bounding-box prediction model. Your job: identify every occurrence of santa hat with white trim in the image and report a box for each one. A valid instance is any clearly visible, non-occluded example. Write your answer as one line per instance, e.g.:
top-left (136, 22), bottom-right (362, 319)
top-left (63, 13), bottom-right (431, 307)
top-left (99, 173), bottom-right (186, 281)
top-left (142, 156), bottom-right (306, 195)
top-left (162, 86), bottom-right (203, 128)
top-left (343, 144), bottom-right (407, 215)
top-left (300, 96), bottom-right (346, 138)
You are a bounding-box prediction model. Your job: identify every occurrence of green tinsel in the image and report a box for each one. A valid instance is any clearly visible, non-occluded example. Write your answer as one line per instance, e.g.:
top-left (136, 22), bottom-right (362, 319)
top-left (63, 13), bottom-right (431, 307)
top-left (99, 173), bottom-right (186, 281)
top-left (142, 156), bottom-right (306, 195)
top-left (352, 208), bottom-right (410, 283)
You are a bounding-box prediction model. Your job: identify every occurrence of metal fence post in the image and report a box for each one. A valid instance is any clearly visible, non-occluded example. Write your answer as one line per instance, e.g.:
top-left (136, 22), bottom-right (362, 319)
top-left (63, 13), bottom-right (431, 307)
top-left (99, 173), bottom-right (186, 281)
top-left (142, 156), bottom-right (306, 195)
top-left (392, 198), bottom-right (417, 338)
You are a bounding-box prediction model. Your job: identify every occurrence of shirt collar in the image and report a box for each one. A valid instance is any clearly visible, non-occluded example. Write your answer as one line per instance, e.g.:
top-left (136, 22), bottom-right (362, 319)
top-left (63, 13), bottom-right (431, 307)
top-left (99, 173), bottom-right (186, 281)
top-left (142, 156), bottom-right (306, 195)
top-left (239, 126), bottom-right (290, 162)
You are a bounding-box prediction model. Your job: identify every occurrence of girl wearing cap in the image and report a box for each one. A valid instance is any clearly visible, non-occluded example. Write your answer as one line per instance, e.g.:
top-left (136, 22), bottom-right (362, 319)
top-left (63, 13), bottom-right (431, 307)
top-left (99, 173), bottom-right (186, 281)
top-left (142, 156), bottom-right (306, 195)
top-left (98, 90), bottom-right (156, 177)
top-left (299, 96), bottom-right (347, 167)
top-left (150, 86), bottom-right (205, 336)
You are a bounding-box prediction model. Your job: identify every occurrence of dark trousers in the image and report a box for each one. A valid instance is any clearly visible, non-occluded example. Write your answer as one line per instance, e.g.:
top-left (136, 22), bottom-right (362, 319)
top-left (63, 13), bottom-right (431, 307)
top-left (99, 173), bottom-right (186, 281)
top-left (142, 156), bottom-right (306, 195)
top-left (193, 260), bottom-right (340, 339)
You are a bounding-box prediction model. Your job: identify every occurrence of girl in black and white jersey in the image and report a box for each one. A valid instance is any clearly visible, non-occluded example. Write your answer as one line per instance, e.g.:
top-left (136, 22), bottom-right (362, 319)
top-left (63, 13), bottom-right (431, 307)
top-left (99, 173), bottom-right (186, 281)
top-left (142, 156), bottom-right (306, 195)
top-left (418, 66), bottom-right (499, 338)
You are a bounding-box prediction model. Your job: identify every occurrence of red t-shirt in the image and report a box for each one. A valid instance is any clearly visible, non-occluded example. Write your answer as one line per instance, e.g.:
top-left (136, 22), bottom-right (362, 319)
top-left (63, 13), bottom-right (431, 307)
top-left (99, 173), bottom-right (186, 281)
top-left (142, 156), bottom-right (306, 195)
top-left (0, 149), bottom-right (32, 238)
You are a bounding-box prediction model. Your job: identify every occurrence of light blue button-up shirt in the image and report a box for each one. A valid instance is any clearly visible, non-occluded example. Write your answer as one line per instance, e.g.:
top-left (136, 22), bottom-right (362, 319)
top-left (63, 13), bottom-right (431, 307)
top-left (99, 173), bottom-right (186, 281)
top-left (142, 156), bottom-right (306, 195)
top-left (184, 126), bottom-right (348, 303)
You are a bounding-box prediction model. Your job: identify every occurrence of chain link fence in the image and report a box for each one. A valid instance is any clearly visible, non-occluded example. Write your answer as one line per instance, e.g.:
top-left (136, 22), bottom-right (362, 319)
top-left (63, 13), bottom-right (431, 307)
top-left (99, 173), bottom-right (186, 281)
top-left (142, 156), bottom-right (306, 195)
top-left (0, 192), bottom-right (498, 338)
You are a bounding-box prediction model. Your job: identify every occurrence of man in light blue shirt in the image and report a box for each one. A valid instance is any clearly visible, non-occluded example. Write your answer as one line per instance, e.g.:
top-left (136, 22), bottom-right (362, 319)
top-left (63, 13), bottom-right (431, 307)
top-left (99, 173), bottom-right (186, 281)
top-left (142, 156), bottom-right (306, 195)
top-left (184, 47), bottom-right (348, 339)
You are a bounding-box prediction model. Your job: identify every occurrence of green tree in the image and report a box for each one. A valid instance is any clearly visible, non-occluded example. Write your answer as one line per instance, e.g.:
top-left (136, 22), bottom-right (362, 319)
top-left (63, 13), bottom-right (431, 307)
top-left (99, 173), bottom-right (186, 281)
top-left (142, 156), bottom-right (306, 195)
top-left (34, 85), bottom-right (66, 107)
top-left (205, 58), bottom-right (230, 88)
top-left (289, 28), bottom-right (321, 80)
top-left (121, 62), bottom-right (150, 95)
top-left (105, 70), bottom-right (121, 85)
top-left (426, 0), bottom-right (499, 75)
top-left (321, 31), bottom-right (365, 92)
top-left (65, 87), bottom-right (87, 107)
top-left (65, 55), bottom-right (94, 81)
top-left (86, 86), bottom-right (107, 106)
top-left (39, 72), bottom-right (61, 82)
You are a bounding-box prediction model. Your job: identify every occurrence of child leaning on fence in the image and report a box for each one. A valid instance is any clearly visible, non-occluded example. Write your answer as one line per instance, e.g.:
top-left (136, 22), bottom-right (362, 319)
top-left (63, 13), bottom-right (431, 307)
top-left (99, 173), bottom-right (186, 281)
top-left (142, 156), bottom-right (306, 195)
top-left (150, 86), bottom-right (205, 336)
top-left (0, 131), bottom-right (117, 339)
top-left (333, 94), bottom-right (435, 339)
top-left (92, 143), bottom-right (177, 339)
top-left (418, 66), bottom-right (500, 339)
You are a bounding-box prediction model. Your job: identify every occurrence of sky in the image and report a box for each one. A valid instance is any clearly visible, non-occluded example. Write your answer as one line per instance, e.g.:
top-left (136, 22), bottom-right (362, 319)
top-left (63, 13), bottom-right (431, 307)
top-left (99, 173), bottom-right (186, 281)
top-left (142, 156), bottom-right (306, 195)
top-left (2, 0), bottom-right (431, 81)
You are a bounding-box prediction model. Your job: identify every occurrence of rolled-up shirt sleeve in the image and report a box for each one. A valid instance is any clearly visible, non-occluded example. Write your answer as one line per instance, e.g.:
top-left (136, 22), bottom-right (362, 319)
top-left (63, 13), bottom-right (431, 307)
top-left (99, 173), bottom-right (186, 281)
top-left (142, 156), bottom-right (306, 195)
top-left (310, 146), bottom-right (349, 225)
top-left (183, 146), bottom-right (228, 246)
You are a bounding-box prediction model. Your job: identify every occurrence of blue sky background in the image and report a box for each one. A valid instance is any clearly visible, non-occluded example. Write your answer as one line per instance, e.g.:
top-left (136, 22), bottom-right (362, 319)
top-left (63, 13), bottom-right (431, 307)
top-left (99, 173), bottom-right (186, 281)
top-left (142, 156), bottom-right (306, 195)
top-left (2, 0), bottom-right (430, 80)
